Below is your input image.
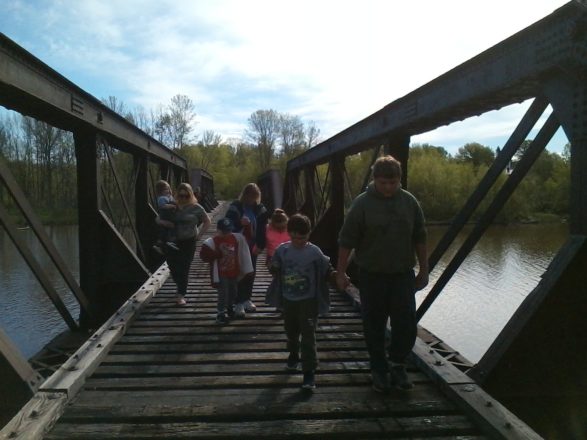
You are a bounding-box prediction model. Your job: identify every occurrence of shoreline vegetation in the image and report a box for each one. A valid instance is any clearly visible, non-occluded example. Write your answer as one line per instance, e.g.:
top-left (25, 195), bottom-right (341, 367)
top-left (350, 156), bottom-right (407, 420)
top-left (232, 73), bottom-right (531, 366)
top-left (1, 105), bottom-right (570, 228)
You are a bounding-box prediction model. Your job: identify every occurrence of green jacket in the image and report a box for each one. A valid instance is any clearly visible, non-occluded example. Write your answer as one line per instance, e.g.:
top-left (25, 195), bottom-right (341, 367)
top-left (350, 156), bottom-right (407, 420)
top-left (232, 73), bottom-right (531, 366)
top-left (338, 184), bottom-right (427, 274)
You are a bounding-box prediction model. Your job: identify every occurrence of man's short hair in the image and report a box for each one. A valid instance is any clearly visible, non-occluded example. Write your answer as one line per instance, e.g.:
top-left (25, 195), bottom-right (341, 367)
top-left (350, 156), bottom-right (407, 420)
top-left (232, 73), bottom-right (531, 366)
top-left (287, 213), bottom-right (311, 235)
top-left (373, 155), bottom-right (402, 179)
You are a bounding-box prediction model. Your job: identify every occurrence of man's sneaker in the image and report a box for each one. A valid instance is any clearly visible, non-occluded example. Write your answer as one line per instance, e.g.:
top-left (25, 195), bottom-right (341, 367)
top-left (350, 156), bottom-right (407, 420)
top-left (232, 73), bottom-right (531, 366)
top-left (371, 370), bottom-right (390, 393)
top-left (215, 313), bottom-right (229, 325)
top-left (243, 299), bottom-right (257, 312)
top-left (152, 244), bottom-right (164, 255)
top-left (390, 365), bottom-right (413, 390)
top-left (233, 303), bottom-right (246, 318)
top-left (176, 297), bottom-right (187, 306)
top-left (166, 241), bottom-right (179, 251)
top-left (286, 353), bottom-right (299, 371)
top-left (301, 371), bottom-right (316, 390)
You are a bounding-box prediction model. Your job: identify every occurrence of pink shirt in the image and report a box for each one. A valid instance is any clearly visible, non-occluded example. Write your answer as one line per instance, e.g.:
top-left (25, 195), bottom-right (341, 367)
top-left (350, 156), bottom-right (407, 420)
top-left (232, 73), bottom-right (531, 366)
top-left (265, 225), bottom-right (290, 258)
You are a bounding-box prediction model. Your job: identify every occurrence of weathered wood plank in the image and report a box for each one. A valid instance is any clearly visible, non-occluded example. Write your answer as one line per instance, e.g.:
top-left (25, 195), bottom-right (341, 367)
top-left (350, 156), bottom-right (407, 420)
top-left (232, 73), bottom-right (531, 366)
top-left (46, 415), bottom-right (476, 439)
top-left (61, 386), bottom-right (455, 422)
top-left (411, 339), bottom-right (542, 439)
top-left (0, 392), bottom-right (67, 440)
top-left (105, 340), bottom-right (367, 353)
top-left (100, 350), bottom-right (371, 364)
top-left (40, 266), bottom-right (169, 397)
top-left (82, 371), bottom-right (428, 391)
top-left (91, 361), bottom-right (372, 376)
top-left (117, 331), bottom-right (363, 344)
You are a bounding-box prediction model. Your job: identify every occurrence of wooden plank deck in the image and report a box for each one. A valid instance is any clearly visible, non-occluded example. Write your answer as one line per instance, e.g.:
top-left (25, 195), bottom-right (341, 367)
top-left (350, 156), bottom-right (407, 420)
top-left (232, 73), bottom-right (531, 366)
top-left (39, 215), bottom-right (489, 439)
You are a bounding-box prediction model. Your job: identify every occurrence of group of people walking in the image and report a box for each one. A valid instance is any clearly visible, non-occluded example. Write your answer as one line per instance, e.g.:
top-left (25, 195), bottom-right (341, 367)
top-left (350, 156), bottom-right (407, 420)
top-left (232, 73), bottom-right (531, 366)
top-left (155, 155), bottom-right (429, 394)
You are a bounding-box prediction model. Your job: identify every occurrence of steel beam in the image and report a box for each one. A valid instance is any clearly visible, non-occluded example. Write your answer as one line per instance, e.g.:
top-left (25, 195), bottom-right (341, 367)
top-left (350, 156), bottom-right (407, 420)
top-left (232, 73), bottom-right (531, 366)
top-left (287, 1), bottom-right (587, 172)
top-left (0, 33), bottom-right (186, 170)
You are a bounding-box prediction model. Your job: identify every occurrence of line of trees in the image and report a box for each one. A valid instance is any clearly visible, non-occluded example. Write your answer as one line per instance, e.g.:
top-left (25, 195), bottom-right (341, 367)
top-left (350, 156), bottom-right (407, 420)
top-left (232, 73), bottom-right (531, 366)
top-left (0, 92), bottom-right (570, 224)
top-left (344, 142), bottom-right (570, 223)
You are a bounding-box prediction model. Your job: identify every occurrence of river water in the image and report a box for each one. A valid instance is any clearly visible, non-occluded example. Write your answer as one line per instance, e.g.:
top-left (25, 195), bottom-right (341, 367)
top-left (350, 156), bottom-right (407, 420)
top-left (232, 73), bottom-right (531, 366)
top-left (0, 223), bottom-right (568, 363)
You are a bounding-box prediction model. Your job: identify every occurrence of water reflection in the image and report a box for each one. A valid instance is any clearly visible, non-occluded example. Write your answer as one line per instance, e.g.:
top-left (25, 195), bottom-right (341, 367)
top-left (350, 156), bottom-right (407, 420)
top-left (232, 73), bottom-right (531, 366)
top-left (419, 223), bottom-right (567, 363)
top-left (0, 226), bottom-right (80, 358)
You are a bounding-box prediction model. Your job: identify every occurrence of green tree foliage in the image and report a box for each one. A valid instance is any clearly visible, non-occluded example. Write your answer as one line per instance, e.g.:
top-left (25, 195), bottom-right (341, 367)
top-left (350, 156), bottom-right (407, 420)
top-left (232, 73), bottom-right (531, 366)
top-left (454, 142), bottom-right (495, 168)
top-left (245, 109), bottom-right (280, 170)
top-left (408, 145), bottom-right (481, 221)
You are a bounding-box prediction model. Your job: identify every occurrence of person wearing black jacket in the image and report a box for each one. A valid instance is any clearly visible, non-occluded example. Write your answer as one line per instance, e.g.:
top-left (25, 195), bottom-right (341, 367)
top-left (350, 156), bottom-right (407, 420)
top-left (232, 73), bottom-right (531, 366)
top-left (226, 183), bottom-right (269, 317)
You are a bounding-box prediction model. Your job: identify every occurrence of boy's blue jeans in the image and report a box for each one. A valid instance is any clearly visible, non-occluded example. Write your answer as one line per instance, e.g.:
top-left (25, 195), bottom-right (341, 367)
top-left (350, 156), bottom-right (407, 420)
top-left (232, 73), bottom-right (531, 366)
top-left (283, 298), bottom-right (318, 373)
top-left (217, 277), bottom-right (238, 314)
top-left (359, 269), bottom-right (416, 372)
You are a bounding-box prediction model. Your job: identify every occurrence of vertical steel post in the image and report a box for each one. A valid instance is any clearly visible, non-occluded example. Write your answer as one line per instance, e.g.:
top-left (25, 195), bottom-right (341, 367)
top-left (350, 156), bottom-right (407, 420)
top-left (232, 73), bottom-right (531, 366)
top-left (74, 130), bottom-right (101, 329)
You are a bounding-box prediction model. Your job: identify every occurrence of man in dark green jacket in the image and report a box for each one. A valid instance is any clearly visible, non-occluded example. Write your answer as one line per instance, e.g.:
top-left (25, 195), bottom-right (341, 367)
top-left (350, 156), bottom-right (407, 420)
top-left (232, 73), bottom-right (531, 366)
top-left (336, 155), bottom-right (429, 393)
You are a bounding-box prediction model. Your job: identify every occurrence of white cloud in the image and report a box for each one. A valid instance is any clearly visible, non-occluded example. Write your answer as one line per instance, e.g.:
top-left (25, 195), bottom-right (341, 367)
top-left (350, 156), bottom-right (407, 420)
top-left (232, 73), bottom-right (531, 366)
top-left (0, 0), bottom-right (569, 151)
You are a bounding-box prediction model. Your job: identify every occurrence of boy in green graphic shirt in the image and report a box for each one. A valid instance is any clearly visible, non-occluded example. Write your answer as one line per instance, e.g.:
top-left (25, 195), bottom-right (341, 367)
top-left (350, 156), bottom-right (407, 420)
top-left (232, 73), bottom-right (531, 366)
top-left (269, 214), bottom-right (335, 391)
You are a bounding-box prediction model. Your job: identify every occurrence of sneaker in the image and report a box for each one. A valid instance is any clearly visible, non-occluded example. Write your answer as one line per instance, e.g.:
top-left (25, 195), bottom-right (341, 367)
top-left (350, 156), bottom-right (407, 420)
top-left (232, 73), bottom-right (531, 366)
top-left (301, 371), bottom-right (316, 390)
top-left (286, 353), bottom-right (299, 371)
top-left (371, 370), bottom-right (390, 393)
top-left (227, 307), bottom-right (235, 320)
top-left (243, 299), bottom-right (257, 312)
top-left (215, 313), bottom-right (228, 325)
top-left (390, 365), bottom-right (413, 391)
top-left (152, 244), bottom-right (164, 255)
top-left (166, 241), bottom-right (180, 251)
top-left (233, 303), bottom-right (245, 318)
top-left (176, 297), bottom-right (187, 306)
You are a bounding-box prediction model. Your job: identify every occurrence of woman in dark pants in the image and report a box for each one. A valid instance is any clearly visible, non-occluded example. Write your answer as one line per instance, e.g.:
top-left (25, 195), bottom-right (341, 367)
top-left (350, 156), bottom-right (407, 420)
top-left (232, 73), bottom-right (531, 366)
top-left (159, 183), bottom-right (210, 305)
top-left (226, 183), bottom-right (269, 317)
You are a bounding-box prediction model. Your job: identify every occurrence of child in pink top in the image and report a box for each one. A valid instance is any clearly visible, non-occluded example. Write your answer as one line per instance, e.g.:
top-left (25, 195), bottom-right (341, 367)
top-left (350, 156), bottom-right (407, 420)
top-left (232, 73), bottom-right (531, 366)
top-left (265, 209), bottom-right (289, 267)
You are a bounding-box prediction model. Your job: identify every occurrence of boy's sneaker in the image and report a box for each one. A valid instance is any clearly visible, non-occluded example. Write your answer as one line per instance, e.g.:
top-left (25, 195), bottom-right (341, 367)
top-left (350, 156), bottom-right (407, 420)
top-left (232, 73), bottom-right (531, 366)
top-left (390, 365), bottom-right (413, 391)
top-left (166, 241), bottom-right (179, 251)
top-left (301, 371), bottom-right (316, 390)
top-left (285, 353), bottom-right (299, 371)
top-left (243, 299), bottom-right (257, 312)
top-left (215, 313), bottom-right (228, 325)
top-left (233, 303), bottom-right (246, 318)
top-left (371, 370), bottom-right (390, 393)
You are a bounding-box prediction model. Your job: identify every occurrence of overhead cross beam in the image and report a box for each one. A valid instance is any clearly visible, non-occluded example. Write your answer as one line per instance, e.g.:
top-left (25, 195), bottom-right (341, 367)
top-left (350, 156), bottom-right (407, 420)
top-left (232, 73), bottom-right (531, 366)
top-left (287, 1), bottom-right (587, 172)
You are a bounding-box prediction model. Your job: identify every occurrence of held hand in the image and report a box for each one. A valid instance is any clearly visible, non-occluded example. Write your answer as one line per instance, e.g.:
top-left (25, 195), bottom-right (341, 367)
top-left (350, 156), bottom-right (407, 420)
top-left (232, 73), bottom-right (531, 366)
top-left (335, 271), bottom-right (351, 291)
top-left (415, 271), bottom-right (429, 291)
top-left (240, 216), bottom-right (251, 226)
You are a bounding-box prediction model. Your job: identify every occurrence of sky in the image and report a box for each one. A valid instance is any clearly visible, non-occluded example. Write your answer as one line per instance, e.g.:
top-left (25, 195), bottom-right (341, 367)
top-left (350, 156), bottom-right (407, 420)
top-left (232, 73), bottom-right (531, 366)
top-left (0, 0), bottom-right (570, 154)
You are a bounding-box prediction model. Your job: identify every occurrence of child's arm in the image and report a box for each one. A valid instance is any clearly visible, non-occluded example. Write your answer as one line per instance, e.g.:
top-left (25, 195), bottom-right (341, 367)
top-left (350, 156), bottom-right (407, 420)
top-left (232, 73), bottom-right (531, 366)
top-left (199, 243), bottom-right (222, 262)
top-left (268, 249), bottom-right (282, 277)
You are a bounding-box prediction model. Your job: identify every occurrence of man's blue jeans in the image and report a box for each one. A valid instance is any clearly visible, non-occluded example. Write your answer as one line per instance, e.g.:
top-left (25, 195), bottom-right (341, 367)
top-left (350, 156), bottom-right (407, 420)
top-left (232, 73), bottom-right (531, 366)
top-left (359, 269), bottom-right (416, 372)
